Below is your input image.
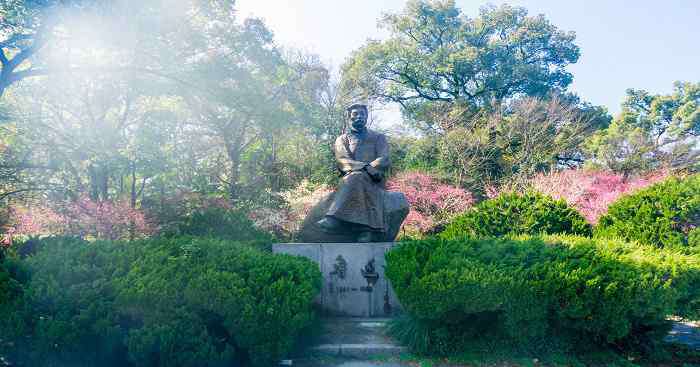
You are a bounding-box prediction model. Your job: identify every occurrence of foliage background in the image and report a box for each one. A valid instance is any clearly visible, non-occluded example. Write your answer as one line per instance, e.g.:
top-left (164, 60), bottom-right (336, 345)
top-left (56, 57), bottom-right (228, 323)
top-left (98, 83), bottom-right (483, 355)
top-left (0, 0), bottom-right (698, 365)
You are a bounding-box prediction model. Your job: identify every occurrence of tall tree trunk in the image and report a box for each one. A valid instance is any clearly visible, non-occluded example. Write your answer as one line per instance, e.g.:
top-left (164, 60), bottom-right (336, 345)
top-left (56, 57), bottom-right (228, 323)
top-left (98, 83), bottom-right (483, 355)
top-left (129, 161), bottom-right (137, 241)
top-left (159, 180), bottom-right (165, 218)
top-left (224, 123), bottom-right (246, 205)
top-left (100, 167), bottom-right (109, 201)
top-left (130, 162), bottom-right (137, 209)
top-left (227, 146), bottom-right (241, 204)
top-left (270, 134), bottom-right (280, 193)
top-left (88, 165), bottom-right (99, 200)
top-left (87, 164), bottom-right (109, 201)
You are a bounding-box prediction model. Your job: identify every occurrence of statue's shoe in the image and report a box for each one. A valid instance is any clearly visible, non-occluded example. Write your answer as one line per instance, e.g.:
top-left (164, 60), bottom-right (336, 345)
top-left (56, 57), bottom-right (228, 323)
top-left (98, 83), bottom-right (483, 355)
top-left (316, 216), bottom-right (342, 233)
top-left (356, 231), bottom-right (373, 243)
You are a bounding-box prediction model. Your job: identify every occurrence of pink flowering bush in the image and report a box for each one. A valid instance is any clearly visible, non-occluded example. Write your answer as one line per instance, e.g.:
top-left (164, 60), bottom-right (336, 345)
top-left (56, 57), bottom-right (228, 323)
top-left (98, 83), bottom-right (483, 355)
top-left (387, 171), bottom-right (475, 236)
top-left (2, 206), bottom-right (66, 246)
top-left (2, 197), bottom-right (155, 243)
top-left (248, 206), bottom-right (292, 239)
top-left (249, 180), bottom-right (333, 240)
top-left (250, 174), bottom-right (475, 240)
top-left (60, 196), bottom-right (155, 240)
top-left (524, 169), bottom-right (668, 223)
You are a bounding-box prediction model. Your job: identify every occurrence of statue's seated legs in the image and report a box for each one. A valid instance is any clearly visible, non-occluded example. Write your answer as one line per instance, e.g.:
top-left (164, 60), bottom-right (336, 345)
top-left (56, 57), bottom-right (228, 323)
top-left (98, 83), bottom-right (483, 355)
top-left (356, 231), bottom-right (373, 243)
top-left (317, 215), bottom-right (374, 242)
top-left (298, 190), bottom-right (410, 243)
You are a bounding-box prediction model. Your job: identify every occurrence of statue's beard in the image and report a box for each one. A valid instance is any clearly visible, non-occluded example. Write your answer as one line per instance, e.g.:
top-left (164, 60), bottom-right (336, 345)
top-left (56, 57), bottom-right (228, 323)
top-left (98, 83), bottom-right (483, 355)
top-left (351, 120), bottom-right (366, 132)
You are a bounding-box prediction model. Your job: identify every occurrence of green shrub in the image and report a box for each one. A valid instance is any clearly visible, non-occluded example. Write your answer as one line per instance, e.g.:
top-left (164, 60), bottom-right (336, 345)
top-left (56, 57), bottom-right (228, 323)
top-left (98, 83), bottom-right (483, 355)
top-left (689, 227), bottom-right (700, 249)
top-left (0, 252), bottom-right (30, 360)
top-left (596, 174), bottom-right (700, 249)
top-left (385, 235), bottom-right (700, 357)
top-left (175, 207), bottom-right (274, 243)
top-left (117, 236), bottom-right (321, 367)
top-left (1, 236), bottom-right (321, 367)
top-left (2, 237), bottom-right (138, 366)
top-left (440, 192), bottom-right (592, 239)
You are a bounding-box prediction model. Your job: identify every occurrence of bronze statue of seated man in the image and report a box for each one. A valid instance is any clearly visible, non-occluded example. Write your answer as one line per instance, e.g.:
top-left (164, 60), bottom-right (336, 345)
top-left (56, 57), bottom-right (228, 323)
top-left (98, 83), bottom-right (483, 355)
top-left (297, 103), bottom-right (408, 243)
top-left (315, 103), bottom-right (392, 242)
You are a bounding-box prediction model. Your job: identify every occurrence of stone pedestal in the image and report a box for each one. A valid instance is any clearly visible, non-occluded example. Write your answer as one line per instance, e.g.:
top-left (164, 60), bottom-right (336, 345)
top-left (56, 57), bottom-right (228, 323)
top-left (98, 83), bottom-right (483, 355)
top-left (273, 242), bottom-right (402, 317)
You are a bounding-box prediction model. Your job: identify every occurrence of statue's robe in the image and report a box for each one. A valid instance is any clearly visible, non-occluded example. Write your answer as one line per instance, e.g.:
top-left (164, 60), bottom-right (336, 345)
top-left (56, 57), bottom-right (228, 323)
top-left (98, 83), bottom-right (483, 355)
top-left (326, 129), bottom-right (390, 231)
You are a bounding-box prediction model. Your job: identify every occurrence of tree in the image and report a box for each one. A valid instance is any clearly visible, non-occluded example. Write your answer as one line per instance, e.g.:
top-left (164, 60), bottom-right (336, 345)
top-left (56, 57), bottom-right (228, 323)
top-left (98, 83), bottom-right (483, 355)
top-left (279, 54), bottom-right (351, 186)
top-left (255, 51), bottom-right (340, 193)
top-left (583, 113), bottom-right (657, 176)
top-left (341, 1), bottom-right (580, 131)
top-left (0, 0), bottom-right (104, 98)
top-left (0, 68), bottom-right (185, 203)
top-left (176, 8), bottom-right (293, 203)
top-left (0, 0), bottom-right (216, 100)
top-left (624, 82), bottom-right (700, 144)
top-left (1, 0), bottom-right (336, 214)
top-left (438, 95), bottom-right (610, 190)
top-left (1, 0), bottom-right (57, 97)
top-left (585, 82), bottom-right (700, 175)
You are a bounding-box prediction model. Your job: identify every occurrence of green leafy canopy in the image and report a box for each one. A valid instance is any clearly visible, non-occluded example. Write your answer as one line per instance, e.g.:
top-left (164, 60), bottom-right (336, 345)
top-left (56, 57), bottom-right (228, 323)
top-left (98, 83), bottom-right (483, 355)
top-left (341, 0), bottom-right (580, 125)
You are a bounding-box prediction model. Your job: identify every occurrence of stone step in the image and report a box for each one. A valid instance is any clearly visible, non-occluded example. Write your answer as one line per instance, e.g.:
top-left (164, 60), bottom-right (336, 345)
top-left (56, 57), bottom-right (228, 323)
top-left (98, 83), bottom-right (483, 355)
top-left (302, 317), bottom-right (406, 358)
top-left (665, 321), bottom-right (700, 349)
top-left (289, 318), bottom-right (700, 366)
top-left (309, 343), bottom-right (406, 358)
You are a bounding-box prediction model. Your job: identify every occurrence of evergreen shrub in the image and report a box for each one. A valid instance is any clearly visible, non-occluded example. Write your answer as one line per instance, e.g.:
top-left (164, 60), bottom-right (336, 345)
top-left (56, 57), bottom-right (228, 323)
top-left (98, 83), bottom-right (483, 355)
top-left (689, 228), bottom-right (700, 249)
top-left (439, 192), bottom-right (592, 239)
top-left (0, 251), bottom-right (29, 360)
top-left (2, 237), bottom-right (134, 366)
top-left (118, 236), bottom-right (321, 367)
top-left (385, 235), bottom-right (700, 356)
top-left (0, 236), bottom-right (321, 367)
top-left (596, 174), bottom-right (700, 249)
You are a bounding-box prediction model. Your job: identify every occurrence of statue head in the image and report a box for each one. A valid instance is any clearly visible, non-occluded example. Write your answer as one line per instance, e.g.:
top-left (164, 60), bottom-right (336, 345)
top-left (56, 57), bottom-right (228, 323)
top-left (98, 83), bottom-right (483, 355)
top-left (346, 103), bottom-right (368, 133)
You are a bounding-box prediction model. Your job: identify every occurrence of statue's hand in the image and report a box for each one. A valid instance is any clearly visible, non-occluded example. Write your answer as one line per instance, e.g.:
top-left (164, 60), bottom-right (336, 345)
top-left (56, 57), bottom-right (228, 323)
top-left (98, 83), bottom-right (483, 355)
top-left (365, 165), bottom-right (383, 182)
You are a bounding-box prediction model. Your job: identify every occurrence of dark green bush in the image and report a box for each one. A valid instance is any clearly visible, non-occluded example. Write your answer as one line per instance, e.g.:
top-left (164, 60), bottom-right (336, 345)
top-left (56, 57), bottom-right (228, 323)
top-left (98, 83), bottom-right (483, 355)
top-left (385, 235), bottom-right (700, 356)
top-left (689, 228), bottom-right (700, 249)
top-left (2, 237), bottom-right (139, 366)
top-left (596, 174), bottom-right (700, 249)
top-left (0, 252), bottom-right (29, 360)
top-left (440, 192), bottom-right (592, 239)
top-left (174, 206), bottom-right (274, 243)
top-left (117, 237), bottom-right (321, 367)
top-left (1, 236), bottom-right (321, 367)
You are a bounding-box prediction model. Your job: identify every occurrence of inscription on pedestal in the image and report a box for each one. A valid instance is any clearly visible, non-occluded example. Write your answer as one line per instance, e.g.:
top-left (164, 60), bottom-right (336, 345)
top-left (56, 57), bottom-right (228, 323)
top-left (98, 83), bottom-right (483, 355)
top-left (330, 255), bottom-right (347, 279)
top-left (272, 242), bottom-right (402, 317)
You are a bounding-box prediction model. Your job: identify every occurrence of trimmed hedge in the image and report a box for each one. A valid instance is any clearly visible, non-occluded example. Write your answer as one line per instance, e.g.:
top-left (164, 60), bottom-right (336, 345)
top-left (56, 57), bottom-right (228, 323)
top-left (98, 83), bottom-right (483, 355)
top-left (440, 192), bottom-right (591, 239)
top-left (0, 236), bottom-right (321, 367)
top-left (690, 228), bottom-right (700, 249)
top-left (0, 251), bottom-right (29, 360)
top-left (385, 235), bottom-right (700, 356)
top-left (596, 174), bottom-right (700, 249)
top-left (118, 237), bottom-right (321, 367)
top-left (12, 237), bottom-right (135, 366)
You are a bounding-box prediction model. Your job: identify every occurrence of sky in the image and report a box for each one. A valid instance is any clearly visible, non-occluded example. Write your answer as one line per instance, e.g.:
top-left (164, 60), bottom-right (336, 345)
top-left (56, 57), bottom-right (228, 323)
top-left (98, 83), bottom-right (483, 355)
top-left (236, 0), bottom-right (700, 125)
